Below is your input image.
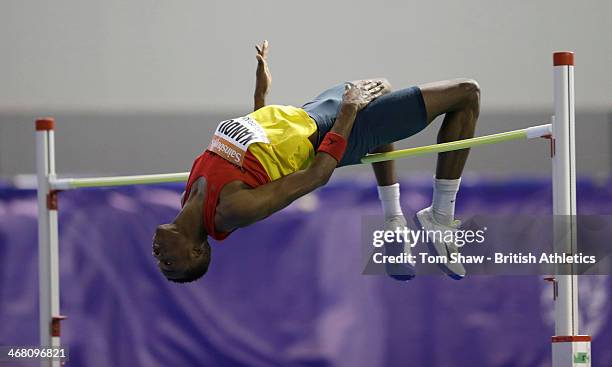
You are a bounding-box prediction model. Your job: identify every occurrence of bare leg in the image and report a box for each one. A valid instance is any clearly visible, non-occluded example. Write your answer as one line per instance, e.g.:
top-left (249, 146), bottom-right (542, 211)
top-left (370, 143), bottom-right (397, 186)
top-left (418, 79), bottom-right (481, 179)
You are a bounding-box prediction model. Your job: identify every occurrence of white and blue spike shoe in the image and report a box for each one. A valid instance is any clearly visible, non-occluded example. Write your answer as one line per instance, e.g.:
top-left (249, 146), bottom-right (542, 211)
top-left (415, 207), bottom-right (466, 280)
top-left (383, 215), bottom-right (416, 281)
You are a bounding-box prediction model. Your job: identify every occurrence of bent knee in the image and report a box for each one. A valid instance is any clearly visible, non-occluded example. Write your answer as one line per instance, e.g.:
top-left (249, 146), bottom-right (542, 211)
top-left (455, 78), bottom-right (480, 111)
top-left (455, 78), bottom-right (480, 97)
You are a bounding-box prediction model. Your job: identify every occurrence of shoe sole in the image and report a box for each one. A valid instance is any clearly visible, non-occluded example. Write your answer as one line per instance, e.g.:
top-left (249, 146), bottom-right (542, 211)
top-left (384, 217), bottom-right (416, 282)
top-left (413, 213), bottom-right (464, 281)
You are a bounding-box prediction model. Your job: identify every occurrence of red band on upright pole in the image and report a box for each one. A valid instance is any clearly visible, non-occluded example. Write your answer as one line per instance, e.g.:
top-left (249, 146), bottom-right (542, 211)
top-left (47, 191), bottom-right (59, 210)
top-left (51, 315), bottom-right (67, 337)
top-left (552, 335), bottom-right (592, 343)
top-left (36, 117), bottom-right (55, 131)
top-left (553, 52), bottom-right (574, 66)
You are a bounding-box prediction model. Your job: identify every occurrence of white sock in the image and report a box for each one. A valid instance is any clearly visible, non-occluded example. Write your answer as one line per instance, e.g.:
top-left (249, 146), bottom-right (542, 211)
top-left (377, 183), bottom-right (403, 218)
top-left (431, 177), bottom-right (461, 225)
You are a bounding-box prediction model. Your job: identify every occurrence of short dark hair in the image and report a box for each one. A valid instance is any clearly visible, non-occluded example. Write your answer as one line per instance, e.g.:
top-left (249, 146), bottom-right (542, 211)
top-left (166, 260), bottom-right (209, 283)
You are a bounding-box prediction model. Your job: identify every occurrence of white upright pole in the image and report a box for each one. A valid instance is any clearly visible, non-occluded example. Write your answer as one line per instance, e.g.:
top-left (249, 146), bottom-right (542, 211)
top-left (35, 118), bottom-right (63, 367)
top-left (551, 52), bottom-right (591, 367)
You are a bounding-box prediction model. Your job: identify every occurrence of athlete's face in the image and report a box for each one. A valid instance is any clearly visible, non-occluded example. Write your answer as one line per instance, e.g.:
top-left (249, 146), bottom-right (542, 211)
top-left (152, 223), bottom-right (205, 281)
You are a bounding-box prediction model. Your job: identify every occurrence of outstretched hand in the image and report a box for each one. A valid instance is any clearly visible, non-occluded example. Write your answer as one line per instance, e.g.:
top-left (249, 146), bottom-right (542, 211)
top-left (255, 40), bottom-right (271, 97)
top-left (341, 80), bottom-right (386, 111)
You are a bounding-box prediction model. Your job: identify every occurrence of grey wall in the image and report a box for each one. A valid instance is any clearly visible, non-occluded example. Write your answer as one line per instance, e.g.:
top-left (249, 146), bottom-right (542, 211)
top-left (1, 0), bottom-right (611, 178)
top-left (2, 0), bottom-right (612, 111)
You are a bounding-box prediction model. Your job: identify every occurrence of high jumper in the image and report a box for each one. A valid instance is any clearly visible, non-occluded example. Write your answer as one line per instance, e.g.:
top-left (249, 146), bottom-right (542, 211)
top-left (152, 40), bottom-right (482, 283)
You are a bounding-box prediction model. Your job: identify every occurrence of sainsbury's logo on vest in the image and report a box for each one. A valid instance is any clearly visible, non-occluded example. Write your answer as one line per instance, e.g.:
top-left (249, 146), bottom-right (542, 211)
top-left (209, 136), bottom-right (242, 165)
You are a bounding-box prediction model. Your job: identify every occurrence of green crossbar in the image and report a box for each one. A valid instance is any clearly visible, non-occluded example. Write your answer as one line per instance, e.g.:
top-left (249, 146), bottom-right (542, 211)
top-left (361, 129), bottom-right (529, 164)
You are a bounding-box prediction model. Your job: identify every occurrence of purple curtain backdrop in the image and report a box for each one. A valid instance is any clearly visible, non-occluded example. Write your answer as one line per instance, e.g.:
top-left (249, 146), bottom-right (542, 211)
top-left (1, 178), bottom-right (611, 367)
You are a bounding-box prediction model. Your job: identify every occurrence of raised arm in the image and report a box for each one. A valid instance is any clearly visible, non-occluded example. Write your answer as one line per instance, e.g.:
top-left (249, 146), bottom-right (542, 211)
top-left (217, 81), bottom-right (386, 230)
top-left (254, 40), bottom-right (271, 111)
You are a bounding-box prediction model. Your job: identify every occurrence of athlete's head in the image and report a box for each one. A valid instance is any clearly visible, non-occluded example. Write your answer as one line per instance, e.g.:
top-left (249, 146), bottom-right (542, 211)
top-left (152, 223), bottom-right (211, 283)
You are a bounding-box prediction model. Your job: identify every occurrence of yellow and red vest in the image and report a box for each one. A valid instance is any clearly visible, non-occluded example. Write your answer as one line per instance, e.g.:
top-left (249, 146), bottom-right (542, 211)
top-left (184, 105), bottom-right (317, 240)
